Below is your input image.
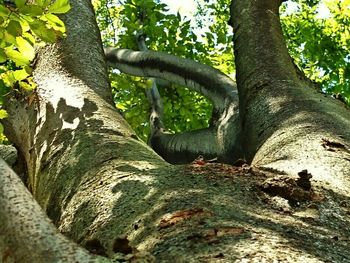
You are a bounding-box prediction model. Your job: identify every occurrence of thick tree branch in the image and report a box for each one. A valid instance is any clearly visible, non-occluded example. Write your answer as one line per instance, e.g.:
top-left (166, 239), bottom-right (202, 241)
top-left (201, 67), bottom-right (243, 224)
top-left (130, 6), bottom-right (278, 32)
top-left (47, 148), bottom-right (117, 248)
top-left (231, 0), bottom-right (299, 93)
top-left (105, 48), bottom-right (242, 163)
top-left (104, 48), bottom-right (238, 111)
top-left (0, 159), bottom-right (108, 263)
top-left (0, 144), bottom-right (17, 167)
top-left (230, 0), bottom-right (350, 189)
top-left (149, 113), bottom-right (242, 164)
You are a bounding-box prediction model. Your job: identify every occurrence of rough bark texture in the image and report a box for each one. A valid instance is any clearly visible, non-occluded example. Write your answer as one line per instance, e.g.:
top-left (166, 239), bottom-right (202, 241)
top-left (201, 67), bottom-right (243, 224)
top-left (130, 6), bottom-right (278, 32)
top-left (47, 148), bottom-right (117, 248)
top-left (1, 0), bottom-right (350, 262)
top-left (2, 0), bottom-right (161, 260)
top-left (0, 145), bottom-right (17, 167)
top-left (231, 0), bottom-right (350, 194)
top-left (0, 159), bottom-right (106, 263)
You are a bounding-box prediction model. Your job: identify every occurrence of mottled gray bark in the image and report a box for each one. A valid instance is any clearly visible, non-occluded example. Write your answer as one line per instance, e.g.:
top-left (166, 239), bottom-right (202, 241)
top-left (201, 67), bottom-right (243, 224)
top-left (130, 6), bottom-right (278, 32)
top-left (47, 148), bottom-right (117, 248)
top-left (2, 0), bottom-right (160, 260)
top-left (0, 159), bottom-right (107, 263)
top-left (0, 145), bottom-right (17, 166)
top-left (231, 0), bottom-right (350, 194)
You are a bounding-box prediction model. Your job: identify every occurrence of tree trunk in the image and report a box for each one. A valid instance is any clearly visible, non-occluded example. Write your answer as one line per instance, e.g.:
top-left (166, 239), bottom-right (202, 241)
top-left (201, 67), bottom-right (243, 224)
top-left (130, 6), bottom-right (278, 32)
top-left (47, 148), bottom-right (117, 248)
top-left (231, 0), bottom-right (350, 193)
top-left (1, 0), bottom-right (350, 262)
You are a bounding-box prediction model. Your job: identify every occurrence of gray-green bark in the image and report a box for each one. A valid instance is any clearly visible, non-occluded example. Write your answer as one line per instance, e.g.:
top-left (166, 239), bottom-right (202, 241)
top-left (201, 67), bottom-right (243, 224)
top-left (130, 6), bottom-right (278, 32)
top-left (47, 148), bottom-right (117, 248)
top-left (0, 159), bottom-right (107, 263)
top-left (231, 0), bottom-right (350, 194)
top-left (1, 0), bottom-right (350, 262)
top-left (0, 145), bottom-right (17, 167)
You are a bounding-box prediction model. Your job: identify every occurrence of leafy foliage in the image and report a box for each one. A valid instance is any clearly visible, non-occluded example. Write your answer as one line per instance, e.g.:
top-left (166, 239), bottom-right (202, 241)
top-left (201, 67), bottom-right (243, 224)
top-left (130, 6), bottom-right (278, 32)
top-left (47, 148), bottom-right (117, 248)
top-left (2, 0), bottom-right (349, 144)
top-left (0, 0), bottom-right (70, 143)
top-left (281, 0), bottom-right (350, 104)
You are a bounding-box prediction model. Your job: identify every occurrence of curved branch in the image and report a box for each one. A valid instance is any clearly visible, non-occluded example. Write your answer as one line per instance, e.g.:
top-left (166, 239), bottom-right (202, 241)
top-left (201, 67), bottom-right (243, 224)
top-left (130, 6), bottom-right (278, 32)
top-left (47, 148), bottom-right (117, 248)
top-left (105, 48), bottom-right (242, 163)
top-left (150, 108), bottom-right (242, 164)
top-left (104, 47), bottom-right (238, 111)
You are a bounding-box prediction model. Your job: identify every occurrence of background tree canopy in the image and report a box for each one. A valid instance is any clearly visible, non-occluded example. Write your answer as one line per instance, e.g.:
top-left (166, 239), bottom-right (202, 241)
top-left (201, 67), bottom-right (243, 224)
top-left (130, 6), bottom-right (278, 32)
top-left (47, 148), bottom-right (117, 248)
top-left (92, 0), bottom-right (349, 141)
top-left (0, 0), bottom-right (350, 142)
top-left (0, 0), bottom-right (349, 142)
top-left (0, 0), bottom-right (70, 143)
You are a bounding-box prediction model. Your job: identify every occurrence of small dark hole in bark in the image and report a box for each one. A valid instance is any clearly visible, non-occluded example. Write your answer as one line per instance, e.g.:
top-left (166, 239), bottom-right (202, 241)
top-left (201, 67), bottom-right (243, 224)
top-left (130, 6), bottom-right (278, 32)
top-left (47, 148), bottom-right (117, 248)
top-left (84, 239), bottom-right (108, 256)
top-left (113, 237), bottom-right (133, 254)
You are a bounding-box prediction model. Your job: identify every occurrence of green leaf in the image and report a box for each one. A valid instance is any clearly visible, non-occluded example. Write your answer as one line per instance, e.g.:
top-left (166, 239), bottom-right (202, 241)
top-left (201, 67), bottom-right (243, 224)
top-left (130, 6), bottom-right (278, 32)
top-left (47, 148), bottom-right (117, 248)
top-left (13, 68), bottom-right (30, 81)
top-left (42, 13), bottom-right (65, 32)
top-left (4, 48), bottom-right (30, 66)
top-left (0, 79), bottom-right (7, 92)
top-left (7, 20), bottom-right (22, 38)
top-left (0, 5), bottom-right (10, 16)
top-left (16, 36), bottom-right (35, 61)
top-left (0, 109), bottom-right (8, 119)
top-left (0, 124), bottom-right (4, 140)
top-left (22, 32), bottom-right (36, 45)
top-left (2, 73), bottom-right (16, 88)
top-left (19, 80), bottom-right (36, 90)
top-left (0, 49), bottom-right (7, 63)
top-left (3, 30), bottom-right (17, 45)
top-left (15, 0), bottom-right (27, 8)
top-left (29, 20), bottom-right (57, 43)
top-left (49, 0), bottom-right (71, 14)
top-left (18, 5), bottom-right (44, 16)
top-left (0, 80), bottom-right (10, 105)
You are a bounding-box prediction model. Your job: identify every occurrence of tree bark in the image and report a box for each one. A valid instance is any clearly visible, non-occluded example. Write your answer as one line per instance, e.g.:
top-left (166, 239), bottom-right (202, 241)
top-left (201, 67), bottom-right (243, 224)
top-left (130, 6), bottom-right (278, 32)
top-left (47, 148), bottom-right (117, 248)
top-left (0, 159), bottom-right (106, 263)
top-left (1, 0), bottom-right (350, 262)
top-left (231, 0), bottom-right (350, 193)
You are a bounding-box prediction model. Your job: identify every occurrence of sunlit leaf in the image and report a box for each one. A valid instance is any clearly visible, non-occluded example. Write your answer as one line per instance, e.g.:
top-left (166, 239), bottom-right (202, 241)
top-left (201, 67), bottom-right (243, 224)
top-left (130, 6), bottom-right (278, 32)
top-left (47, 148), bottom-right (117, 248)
top-left (19, 80), bottom-right (35, 90)
top-left (13, 68), bottom-right (30, 81)
top-left (41, 13), bottom-right (65, 32)
top-left (4, 48), bottom-right (30, 66)
top-left (49, 0), bottom-right (71, 14)
top-left (0, 109), bottom-right (8, 119)
top-left (16, 36), bottom-right (35, 61)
